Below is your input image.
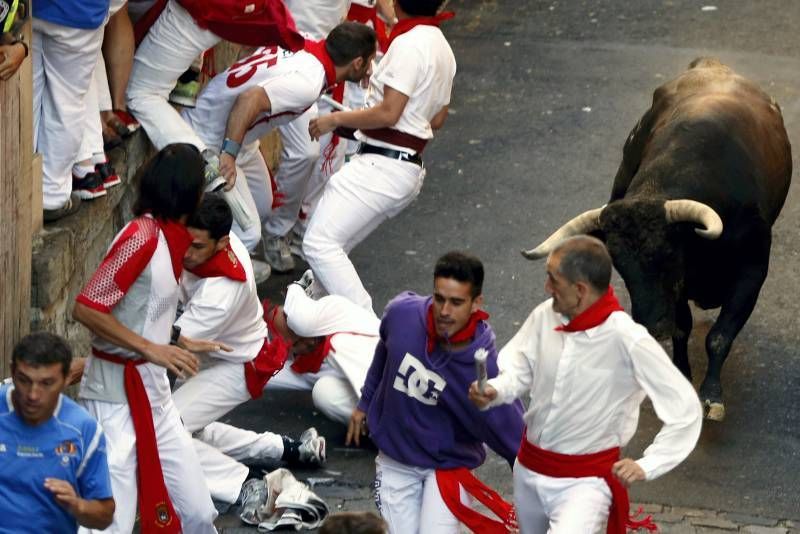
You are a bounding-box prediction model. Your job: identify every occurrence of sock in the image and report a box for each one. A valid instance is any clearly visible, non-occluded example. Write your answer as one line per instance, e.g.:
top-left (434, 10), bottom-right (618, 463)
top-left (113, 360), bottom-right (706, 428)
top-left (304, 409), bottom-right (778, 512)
top-left (280, 436), bottom-right (300, 463)
top-left (178, 68), bottom-right (200, 84)
top-left (72, 164), bottom-right (95, 178)
top-left (91, 152), bottom-right (107, 166)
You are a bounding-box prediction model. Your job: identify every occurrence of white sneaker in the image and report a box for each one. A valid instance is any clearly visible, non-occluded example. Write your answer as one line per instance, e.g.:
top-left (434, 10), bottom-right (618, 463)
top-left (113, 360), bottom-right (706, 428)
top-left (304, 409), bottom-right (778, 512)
top-left (288, 230), bottom-right (305, 260)
top-left (263, 235), bottom-right (295, 273)
top-left (251, 258), bottom-right (272, 285)
top-left (293, 269), bottom-right (315, 296)
top-left (297, 427), bottom-right (326, 466)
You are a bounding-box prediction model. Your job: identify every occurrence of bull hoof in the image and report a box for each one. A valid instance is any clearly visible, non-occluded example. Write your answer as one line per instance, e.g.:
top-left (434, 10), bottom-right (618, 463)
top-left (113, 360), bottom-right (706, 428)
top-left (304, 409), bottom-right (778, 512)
top-left (703, 400), bottom-right (725, 421)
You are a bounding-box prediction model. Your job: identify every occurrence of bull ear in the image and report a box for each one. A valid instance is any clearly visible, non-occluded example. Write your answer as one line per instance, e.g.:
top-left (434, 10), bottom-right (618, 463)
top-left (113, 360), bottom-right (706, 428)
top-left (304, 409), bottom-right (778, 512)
top-left (521, 207), bottom-right (605, 260)
top-left (664, 199), bottom-right (723, 239)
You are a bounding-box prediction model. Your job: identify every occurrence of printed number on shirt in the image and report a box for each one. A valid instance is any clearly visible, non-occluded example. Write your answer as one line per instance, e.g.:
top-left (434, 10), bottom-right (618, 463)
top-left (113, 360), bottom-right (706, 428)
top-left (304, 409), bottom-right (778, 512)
top-left (393, 353), bottom-right (447, 406)
top-left (227, 46), bottom-right (282, 88)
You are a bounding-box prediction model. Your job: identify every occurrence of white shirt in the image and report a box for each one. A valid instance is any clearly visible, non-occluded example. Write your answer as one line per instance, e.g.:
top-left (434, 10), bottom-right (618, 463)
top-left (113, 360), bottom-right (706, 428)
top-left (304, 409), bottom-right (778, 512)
top-left (79, 215), bottom-right (178, 405)
top-left (183, 47), bottom-right (327, 151)
top-left (358, 25), bottom-right (456, 153)
top-left (284, 0), bottom-right (350, 40)
top-left (176, 233), bottom-right (267, 364)
top-left (284, 283), bottom-right (380, 391)
top-left (488, 299), bottom-right (702, 480)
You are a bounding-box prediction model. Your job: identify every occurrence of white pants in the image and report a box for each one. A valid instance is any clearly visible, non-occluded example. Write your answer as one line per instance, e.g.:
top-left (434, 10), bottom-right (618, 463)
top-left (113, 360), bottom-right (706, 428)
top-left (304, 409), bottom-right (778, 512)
top-left (294, 99), bottom-right (348, 238)
top-left (374, 453), bottom-right (466, 534)
top-left (79, 398), bottom-right (218, 533)
top-left (172, 360), bottom-right (283, 504)
top-left (303, 153), bottom-right (426, 311)
top-left (238, 141), bottom-right (274, 231)
top-left (33, 18), bottom-right (105, 209)
top-left (77, 0), bottom-right (127, 163)
top-left (266, 362), bottom-right (358, 425)
top-left (127, 0), bottom-right (219, 150)
top-left (265, 106), bottom-right (320, 239)
top-left (513, 461), bottom-right (612, 534)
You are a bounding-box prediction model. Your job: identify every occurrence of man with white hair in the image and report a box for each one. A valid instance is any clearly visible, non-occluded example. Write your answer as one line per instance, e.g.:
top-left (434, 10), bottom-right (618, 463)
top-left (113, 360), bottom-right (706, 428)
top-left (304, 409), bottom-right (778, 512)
top-left (470, 235), bottom-right (703, 534)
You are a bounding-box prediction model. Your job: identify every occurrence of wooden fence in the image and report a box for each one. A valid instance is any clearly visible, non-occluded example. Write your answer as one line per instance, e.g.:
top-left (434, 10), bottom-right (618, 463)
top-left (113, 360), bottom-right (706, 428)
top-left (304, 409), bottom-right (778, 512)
top-left (0, 19), bottom-right (35, 377)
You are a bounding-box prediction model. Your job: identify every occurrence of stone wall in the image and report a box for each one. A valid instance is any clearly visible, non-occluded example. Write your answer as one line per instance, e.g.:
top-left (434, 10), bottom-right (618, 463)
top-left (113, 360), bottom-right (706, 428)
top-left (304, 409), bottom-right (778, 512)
top-left (30, 132), bottom-right (153, 355)
top-left (29, 130), bottom-right (281, 357)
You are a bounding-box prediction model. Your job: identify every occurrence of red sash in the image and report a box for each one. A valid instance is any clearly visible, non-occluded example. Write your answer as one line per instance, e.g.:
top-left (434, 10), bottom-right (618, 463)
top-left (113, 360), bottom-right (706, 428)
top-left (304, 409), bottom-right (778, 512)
top-left (244, 300), bottom-right (292, 397)
top-left (92, 349), bottom-right (181, 534)
top-left (360, 127), bottom-right (429, 153)
top-left (435, 468), bottom-right (516, 533)
top-left (517, 437), bottom-right (657, 534)
top-left (244, 334), bottom-right (290, 398)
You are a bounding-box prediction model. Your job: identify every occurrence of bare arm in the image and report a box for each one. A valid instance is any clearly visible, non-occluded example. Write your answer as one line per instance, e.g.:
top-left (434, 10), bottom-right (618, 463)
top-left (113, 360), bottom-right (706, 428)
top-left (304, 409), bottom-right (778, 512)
top-left (73, 302), bottom-right (199, 378)
top-left (430, 105), bottom-right (449, 130)
top-left (376, 0), bottom-right (397, 25)
top-left (44, 479), bottom-right (115, 529)
top-left (219, 87), bottom-right (273, 184)
top-left (309, 86), bottom-right (409, 140)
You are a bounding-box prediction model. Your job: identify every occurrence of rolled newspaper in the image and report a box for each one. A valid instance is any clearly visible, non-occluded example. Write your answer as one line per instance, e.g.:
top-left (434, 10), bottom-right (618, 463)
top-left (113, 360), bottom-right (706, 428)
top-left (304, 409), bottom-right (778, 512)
top-left (474, 348), bottom-right (488, 394)
top-left (202, 150), bottom-right (257, 230)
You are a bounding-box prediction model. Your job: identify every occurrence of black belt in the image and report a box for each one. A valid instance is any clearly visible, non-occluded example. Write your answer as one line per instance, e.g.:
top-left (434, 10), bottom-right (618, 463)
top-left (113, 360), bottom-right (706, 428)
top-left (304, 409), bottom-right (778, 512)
top-left (358, 143), bottom-right (423, 166)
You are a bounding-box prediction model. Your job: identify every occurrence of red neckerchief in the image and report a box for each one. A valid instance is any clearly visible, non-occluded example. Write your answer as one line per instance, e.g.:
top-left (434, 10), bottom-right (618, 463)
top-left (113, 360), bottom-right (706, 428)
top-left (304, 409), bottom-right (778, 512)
top-left (156, 218), bottom-right (193, 283)
top-left (555, 286), bottom-right (623, 332)
top-left (186, 244), bottom-right (246, 282)
top-left (426, 303), bottom-right (489, 353)
top-left (303, 39), bottom-right (337, 91)
top-left (291, 335), bottom-right (333, 374)
top-left (386, 11), bottom-right (455, 49)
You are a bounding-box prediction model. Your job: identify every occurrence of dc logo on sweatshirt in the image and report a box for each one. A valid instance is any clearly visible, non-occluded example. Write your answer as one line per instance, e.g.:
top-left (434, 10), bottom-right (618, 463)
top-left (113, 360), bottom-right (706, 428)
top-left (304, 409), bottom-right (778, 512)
top-left (393, 353), bottom-right (447, 406)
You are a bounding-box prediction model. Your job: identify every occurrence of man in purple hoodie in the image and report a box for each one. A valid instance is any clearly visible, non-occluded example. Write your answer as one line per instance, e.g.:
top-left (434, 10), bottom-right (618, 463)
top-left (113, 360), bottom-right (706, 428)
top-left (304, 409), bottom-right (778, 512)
top-left (348, 251), bottom-right (525, 534)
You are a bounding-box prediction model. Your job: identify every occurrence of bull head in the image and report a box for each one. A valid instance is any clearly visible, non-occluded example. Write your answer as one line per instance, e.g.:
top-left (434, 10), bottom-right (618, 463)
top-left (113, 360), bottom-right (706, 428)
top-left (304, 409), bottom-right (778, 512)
top-left (522, 199), bottom-right (722, 338)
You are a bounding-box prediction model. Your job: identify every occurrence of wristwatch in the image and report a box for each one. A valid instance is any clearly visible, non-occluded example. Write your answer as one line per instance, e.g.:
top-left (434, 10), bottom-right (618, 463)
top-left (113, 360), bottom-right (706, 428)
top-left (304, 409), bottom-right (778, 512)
top-left (221, 137), bottom-right (241, 159)
top-left (170, 325), bottom-right (181, 346)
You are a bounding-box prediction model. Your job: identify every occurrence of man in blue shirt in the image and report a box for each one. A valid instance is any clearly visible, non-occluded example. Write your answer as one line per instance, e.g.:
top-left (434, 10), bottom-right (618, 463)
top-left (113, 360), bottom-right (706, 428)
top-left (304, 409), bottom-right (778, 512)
top-left (0, 332), bottom-right (115, 532)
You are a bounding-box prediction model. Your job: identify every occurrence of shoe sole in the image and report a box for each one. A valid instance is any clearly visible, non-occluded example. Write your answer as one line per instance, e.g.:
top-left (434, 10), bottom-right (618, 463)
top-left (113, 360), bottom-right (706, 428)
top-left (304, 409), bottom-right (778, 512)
top-left (73, 187), bottom-right (107, 200)
top-left (169, 95), bottom-right (197, 108)
top-left (103, 177), bottom-right (122, 188)
top-left (263, 254), bottom-right (295, 273)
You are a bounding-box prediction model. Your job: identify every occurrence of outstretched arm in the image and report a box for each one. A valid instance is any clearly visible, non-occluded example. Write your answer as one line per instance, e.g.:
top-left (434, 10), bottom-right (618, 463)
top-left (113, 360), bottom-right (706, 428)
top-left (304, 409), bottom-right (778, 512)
top-left (220, 88), bottom-right (273, 185)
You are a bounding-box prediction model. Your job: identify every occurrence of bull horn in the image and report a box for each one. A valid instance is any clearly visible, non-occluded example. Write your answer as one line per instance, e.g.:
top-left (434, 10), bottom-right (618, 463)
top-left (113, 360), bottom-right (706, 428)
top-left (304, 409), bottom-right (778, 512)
top-left (664, 199), bottom-right (723, 239)
top-left (521, 207), bottom-right (604, 260)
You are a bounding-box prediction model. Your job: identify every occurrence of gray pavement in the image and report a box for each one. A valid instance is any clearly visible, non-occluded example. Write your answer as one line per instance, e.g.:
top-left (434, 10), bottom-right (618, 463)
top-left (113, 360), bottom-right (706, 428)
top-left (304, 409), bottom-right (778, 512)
top-left (215, 0), bottom-right (800, 531)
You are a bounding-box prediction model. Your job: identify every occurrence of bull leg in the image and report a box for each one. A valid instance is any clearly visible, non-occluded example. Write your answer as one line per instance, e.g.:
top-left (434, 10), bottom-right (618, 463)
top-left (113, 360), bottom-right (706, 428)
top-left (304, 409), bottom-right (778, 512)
top-left (700, 264), bottom-right (768, 422)
top-left (671, 299), bottom-right (693, 380)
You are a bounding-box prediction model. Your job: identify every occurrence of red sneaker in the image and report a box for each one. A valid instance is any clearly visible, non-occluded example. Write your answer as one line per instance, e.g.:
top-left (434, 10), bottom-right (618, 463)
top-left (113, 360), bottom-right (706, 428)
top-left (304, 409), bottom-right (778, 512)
top-left (95, 161), bottom-right (121, 188)
top-left (113, 109), bottom-right (140, 134)
top-left (72, 172), bottom-right (107, 199)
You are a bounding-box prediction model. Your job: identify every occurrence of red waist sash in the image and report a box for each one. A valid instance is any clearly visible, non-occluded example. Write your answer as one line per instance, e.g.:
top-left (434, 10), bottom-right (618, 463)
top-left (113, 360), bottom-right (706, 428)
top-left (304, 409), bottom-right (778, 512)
top-left (360, 127), bottom-right (428, 153)
top-left (435, 468), bottom-right (516, 534)
top-left (244, 335), bottom-right (289, 399)
top-left (517, 437), bottom-right (656, 534)
top-left (92, 348), bottom-right (181, 533)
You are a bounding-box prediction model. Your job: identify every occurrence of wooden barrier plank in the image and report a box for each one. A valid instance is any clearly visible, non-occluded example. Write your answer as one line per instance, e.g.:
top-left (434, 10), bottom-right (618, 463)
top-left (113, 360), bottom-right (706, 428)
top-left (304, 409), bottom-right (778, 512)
top-left (0, 20), bottom-right (33, 376)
